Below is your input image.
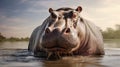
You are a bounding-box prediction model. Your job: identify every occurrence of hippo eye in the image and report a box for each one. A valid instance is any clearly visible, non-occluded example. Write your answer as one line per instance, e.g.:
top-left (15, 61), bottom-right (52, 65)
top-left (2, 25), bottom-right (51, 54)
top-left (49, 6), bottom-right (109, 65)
top-left (69, 11), bottom-right (76, 18)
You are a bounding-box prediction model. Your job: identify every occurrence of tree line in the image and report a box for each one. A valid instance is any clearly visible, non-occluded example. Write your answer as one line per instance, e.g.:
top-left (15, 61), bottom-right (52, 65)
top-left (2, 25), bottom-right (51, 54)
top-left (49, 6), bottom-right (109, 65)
top-left (102, 24), bottom-right (120, 39)
top-left (0, 33), bottom-right (29, 42)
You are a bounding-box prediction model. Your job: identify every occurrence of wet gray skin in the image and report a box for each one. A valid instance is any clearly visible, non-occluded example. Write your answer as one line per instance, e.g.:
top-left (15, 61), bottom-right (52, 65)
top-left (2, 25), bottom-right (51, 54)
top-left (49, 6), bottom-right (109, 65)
top-left (28, 6), bottom-right (105, 59)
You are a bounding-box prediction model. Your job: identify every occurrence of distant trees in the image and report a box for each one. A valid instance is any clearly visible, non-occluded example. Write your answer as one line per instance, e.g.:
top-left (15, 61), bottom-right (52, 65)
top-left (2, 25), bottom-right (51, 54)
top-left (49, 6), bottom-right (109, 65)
top-left (102, 24), bottom-right (120, 39)
top-left (20, 37), bottom-right (29, 41)
top-left (0, 33), bottom-right (29, 42)
top-left (0, 33), bottom-right (6, 41)
top-left (7, 37), bottom-right (29, 41)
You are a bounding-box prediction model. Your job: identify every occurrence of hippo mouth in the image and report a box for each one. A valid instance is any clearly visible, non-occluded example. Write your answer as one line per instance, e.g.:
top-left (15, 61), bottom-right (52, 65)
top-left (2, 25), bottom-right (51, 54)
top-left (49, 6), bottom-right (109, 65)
top-left (41, 38), bottom-right (77, 59)
top-left (41, 28), bottom-right (80, 59)
top-left (45, 46), bottom-right (74, 59)
top-left (46, 46), bottom-right (69, 52)
top-left (42, 36), bottom-right (78, 53)
top-left (45, 44), bottom-right (73, 52)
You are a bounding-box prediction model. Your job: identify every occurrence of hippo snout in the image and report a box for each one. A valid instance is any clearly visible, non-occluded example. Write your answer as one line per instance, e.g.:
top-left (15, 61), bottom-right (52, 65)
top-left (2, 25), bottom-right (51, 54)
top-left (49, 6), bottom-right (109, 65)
top-left (41, 27), bottom-right (79, 52)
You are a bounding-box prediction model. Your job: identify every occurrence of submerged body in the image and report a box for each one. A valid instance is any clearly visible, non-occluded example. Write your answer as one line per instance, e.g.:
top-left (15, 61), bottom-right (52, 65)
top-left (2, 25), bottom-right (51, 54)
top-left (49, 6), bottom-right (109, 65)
top-left (28, 6), bottom-right (104, 59)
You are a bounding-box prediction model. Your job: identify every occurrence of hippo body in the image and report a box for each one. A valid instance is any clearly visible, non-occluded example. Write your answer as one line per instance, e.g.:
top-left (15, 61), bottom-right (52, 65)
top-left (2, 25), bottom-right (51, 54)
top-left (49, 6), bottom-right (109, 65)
top-left (28, 6), bottom-right (104, 58)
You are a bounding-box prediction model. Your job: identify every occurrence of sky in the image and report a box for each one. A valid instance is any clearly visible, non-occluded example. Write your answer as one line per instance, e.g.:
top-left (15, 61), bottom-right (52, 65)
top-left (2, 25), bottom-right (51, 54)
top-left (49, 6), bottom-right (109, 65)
top-left (0, 0), bottom-right (120, 38)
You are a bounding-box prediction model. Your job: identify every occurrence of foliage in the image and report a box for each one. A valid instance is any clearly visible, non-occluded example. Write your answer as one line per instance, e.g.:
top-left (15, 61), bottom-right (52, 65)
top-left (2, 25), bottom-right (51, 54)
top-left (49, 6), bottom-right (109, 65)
top-left (7, 37), bottom-right (29, 41)
top-left (102, 24), bottom-right (120, 39)
top-left (0, 33), bottom-right (6, 41)
top-left (0, 33), bottom-right (29, 42)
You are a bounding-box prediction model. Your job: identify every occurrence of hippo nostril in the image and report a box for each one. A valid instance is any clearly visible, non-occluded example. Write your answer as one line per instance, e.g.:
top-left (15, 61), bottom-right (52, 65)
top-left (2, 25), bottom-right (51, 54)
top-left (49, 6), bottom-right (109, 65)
top-left (45, 28), bottom-right (51, 34)
top-left (65, 28), bottom-right (71, 33)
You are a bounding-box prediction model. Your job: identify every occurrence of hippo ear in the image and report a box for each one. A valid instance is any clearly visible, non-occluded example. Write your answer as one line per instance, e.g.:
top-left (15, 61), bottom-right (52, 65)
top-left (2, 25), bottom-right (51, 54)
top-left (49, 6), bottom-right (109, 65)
top-left (75, 6), bottom-right (82, 13)
top-left (49, 8), bottom-right (54, 13)
top-left (49, 8), bottom-right (57, 18)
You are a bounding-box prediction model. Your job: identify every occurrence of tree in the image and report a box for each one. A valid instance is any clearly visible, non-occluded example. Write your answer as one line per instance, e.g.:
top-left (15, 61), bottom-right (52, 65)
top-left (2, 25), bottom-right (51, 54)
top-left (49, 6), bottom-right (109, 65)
top-left (0, 33), bottom-right (6, 41)
top-left (115, 24), bottom-right (120, 31)
top-left (102, 24), bottom-right (120, 39)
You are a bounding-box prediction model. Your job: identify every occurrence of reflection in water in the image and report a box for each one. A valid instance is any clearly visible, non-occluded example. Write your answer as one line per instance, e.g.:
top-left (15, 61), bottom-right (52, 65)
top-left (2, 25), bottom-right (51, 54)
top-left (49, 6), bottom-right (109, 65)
top-left (0, 41), bottom-right (120, 67)
top-left (0, 49), bottom-right (107, 67)
top-left (43, 56), bottom-right (106, 67)
top-left (104, 40), bottom-right (120, 48)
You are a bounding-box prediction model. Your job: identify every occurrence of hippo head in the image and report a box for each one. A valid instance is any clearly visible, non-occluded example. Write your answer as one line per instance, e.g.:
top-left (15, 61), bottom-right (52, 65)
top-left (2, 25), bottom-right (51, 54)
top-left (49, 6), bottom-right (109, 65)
top-left (41, 6), bottom-right (83, 55)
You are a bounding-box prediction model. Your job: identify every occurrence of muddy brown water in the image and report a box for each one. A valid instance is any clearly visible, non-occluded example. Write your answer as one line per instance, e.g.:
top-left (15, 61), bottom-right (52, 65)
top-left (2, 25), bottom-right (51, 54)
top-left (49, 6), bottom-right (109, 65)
top-left (0, 41), bottom-right (120, 67)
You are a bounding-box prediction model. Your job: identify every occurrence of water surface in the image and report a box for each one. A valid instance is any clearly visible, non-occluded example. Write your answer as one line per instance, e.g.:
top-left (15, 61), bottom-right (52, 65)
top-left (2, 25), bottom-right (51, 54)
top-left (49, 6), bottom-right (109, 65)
top-left (0, 40), bottom-right (120, 67)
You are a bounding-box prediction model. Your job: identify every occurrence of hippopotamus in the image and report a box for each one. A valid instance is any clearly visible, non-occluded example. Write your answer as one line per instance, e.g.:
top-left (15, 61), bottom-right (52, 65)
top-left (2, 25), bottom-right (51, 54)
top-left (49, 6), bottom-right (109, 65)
top-left (28, 6), bottom-right (105, 59)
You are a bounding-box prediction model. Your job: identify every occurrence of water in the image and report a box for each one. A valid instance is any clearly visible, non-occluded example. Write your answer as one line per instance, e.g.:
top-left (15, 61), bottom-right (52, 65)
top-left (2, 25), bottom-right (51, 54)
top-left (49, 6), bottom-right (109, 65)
top-left (0, 40), bottom-right (120, 49)
top-left (104, 39), bottom-right (120, 48)
top-left (0, 40), bottom-right (120, 67)
top-left (0, 41), bottom-right (28, 49)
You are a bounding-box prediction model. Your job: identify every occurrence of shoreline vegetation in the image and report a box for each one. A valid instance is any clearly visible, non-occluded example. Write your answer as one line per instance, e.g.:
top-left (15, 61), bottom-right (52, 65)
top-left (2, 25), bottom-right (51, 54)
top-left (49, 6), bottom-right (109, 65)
top-left (0, 33), bottom-right (29, 42)
top-left (102, 24), bottom-right (120, 39)
top-left (0, 24), bottom-right (120, 42)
